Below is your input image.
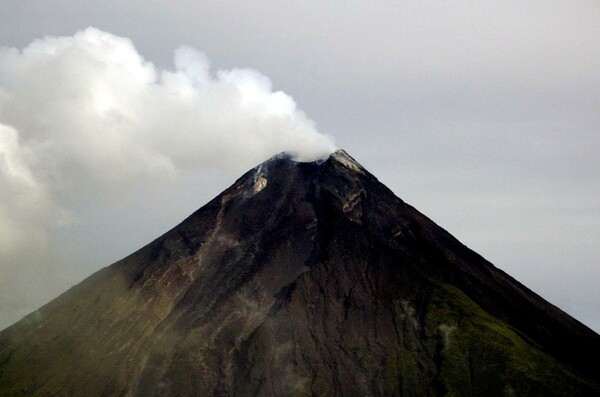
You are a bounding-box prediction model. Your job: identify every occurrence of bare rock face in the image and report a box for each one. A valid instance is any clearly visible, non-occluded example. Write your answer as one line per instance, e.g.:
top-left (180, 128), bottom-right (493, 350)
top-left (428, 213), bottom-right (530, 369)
top-left (0, 150), bottom-right (599, 396)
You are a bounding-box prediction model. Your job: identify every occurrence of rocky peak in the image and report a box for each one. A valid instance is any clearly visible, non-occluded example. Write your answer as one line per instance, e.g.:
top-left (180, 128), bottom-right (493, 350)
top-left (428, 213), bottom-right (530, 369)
top-left (328, 148), bottom-right (366, 174)
top-left (0, 149), bottom-right (598, 397)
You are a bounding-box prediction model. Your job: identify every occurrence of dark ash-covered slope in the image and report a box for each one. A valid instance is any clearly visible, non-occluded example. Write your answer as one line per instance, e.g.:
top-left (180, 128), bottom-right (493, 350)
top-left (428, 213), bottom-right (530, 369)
top-left (0, 150), bottom-right (598, 396)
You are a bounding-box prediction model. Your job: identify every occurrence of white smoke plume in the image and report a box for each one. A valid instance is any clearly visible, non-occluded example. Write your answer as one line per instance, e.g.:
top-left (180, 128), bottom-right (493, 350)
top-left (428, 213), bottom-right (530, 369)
top-left (0, 27), bottom-right (335, 329)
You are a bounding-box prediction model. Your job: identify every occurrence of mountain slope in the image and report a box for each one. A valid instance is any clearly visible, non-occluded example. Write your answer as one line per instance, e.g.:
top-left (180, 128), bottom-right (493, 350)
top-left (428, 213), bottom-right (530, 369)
top-left (0, 150), bottom-right (598, 396)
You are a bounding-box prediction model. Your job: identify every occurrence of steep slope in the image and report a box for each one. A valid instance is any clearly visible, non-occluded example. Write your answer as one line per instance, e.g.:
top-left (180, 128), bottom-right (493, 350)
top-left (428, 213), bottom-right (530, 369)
top-left (0, 150), bottom-right (598, 396)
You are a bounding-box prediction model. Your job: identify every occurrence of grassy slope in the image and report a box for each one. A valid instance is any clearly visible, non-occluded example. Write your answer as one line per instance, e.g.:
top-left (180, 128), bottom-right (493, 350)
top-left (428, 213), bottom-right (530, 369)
top-left (420, 283), bottom-right (598, 397)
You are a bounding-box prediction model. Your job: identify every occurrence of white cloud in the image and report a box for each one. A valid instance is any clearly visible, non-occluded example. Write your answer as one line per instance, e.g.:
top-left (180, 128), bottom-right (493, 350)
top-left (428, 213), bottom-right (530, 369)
top-left (0, 27), bottom-right (335, 328)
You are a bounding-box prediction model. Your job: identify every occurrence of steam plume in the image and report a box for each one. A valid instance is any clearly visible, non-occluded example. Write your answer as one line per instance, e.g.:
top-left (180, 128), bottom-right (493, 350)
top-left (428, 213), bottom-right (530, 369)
top-left (0, 27), bottom-right (335, 328)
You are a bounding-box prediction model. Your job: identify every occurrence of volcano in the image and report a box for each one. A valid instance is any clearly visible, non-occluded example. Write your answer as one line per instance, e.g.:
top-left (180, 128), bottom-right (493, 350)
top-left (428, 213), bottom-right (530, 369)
top-left (0, 150), bottom-right (598, 396)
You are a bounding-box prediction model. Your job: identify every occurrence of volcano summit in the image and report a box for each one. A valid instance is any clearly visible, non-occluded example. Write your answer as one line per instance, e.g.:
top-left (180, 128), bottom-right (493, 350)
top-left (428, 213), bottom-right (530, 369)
top-left (0, 150), bottom-right (598, 396)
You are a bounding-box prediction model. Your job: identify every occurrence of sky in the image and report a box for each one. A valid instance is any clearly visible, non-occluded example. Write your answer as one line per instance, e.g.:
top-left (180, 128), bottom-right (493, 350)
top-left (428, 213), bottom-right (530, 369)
top-left (0, 1), bottom-right (598, 332)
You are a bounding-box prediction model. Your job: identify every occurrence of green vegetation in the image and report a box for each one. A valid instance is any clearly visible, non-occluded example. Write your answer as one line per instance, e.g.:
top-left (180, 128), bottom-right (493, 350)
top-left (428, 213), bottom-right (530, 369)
top-left (423, 283), bottom-right (597, 396)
